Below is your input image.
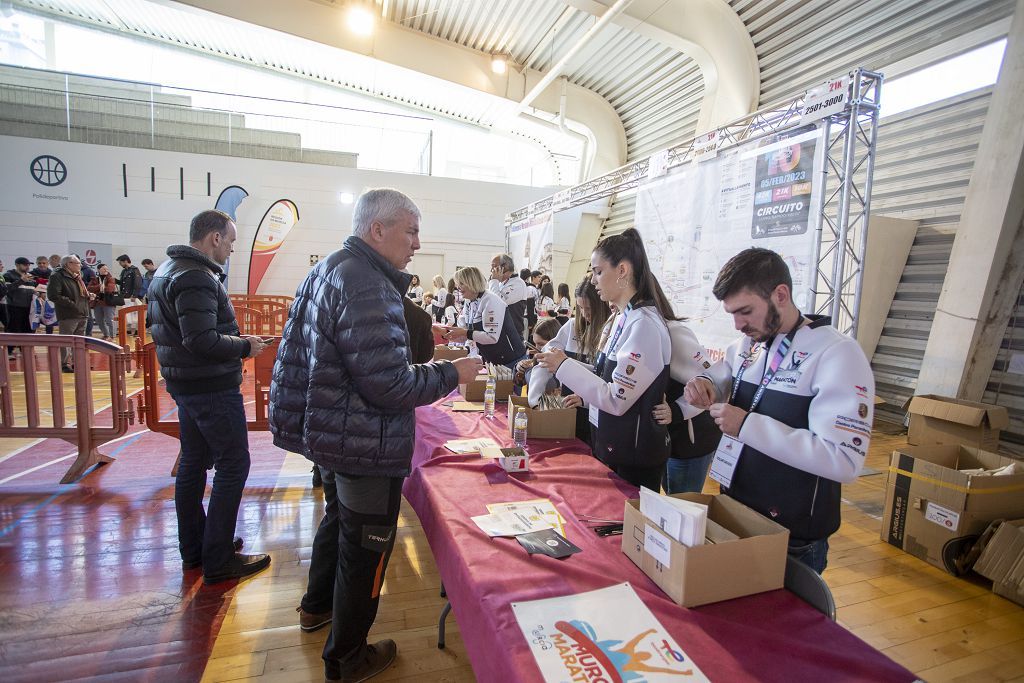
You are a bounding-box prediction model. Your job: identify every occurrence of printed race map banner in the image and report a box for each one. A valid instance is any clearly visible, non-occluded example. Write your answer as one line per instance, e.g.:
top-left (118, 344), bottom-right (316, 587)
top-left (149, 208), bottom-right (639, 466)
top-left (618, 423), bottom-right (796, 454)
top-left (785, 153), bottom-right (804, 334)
top-left (508, 211), bottom-right (554, 277)
top-left (247, 198), bottom-right (299, 295)
top-left (513, 582), bottom-right (708, 682)
top-left (635, 125), bottom-right (825, 360)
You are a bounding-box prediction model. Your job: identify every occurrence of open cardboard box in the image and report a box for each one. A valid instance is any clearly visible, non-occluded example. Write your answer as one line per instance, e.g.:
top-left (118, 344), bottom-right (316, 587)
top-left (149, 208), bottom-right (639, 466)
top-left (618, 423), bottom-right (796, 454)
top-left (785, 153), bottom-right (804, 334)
top-left (904, 394), bottom-right (1009, 451)
top-left (881, 444), bottom-right (1024, 573)
top-left (480, 445), bottom-right (529, 473)
top-left (460, 374), bottom-right (515, 402)
top-left (622, 493), bottom-right (789, 607)
top-left (507, 396), bottom-right (576, 440)
top-left (433, 345), bottom-right (469, 362)
top-left (974, 519), bottom-right (1024, 606)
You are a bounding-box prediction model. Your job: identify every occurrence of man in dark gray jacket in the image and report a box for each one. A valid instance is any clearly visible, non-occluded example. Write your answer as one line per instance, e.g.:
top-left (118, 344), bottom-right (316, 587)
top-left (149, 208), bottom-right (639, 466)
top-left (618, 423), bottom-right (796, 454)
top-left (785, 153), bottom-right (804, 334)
top-left (148, 210), bottom-right (270, 585)
top-left (269, 188), bottom-right (481, 683)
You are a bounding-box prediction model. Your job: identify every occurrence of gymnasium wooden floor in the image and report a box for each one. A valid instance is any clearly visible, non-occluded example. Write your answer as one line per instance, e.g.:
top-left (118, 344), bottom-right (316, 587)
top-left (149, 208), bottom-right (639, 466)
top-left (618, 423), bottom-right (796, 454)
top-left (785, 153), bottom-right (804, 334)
top-left (1, 366), bottom-right (1023, 681)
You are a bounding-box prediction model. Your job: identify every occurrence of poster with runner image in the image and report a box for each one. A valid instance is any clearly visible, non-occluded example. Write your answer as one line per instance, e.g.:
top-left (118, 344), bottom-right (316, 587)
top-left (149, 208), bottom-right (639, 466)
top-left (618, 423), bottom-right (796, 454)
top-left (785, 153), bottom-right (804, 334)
top-left (512, 582), bottom-right (708, 682)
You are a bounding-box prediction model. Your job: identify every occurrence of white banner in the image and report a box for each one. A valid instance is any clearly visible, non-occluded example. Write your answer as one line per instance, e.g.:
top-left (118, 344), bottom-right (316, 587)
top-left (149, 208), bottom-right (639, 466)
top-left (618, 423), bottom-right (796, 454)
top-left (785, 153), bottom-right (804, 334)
top-left (513, 582), bottom-right (708, 682)
top-left (635, 125), bottom-right (825, 360)
top-left (508, 211), bottom-right (554, 276)
top-left (800, 75), bottom-right (851, 126)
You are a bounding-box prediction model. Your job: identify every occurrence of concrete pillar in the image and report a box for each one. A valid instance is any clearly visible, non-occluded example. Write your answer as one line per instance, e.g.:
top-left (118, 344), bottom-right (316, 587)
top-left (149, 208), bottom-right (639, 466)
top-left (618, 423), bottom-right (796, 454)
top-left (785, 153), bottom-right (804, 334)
top-left (915, 0), bottom-right (1024, 400)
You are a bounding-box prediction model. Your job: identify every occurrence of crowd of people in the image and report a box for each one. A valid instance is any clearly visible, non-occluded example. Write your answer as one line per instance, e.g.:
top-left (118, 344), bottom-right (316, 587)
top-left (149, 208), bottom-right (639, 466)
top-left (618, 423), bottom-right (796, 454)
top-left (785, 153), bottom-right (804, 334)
top-left (23, 186), bottom-right (874, 683)
top-left (0, 252), bottom-right (156, 367)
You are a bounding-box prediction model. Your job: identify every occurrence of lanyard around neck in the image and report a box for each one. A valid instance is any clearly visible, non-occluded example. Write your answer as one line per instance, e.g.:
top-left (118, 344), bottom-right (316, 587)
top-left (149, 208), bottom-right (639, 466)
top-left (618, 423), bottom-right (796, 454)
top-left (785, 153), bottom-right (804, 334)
top-left (730, 318), bottom-right (804, 413)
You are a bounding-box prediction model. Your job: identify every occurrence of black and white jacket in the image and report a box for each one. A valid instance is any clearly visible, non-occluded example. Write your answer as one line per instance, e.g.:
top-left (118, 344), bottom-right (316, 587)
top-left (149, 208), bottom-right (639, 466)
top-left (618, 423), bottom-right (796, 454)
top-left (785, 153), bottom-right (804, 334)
top-left (463, 289), bottom-right (526, 365)
top-left (696, 315), bottom-right (875, 542)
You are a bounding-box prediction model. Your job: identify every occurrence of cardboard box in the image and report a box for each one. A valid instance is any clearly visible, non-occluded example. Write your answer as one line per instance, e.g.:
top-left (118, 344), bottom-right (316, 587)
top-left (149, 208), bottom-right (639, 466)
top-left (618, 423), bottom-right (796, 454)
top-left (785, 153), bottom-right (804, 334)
top-left (480, 445), bottom-right (529, 473)
top-left (507, 396), bottom-right (576, 440)
top-left (460, 377), bottom-right (514, 402)
top-left (432, 345), bottom-right (468, 362)
top-left (621, 493), bottom-right (789, 607)
top-left (881, 445), bottom-right (1024, 573)
top-left (974, 519), bottom-right (1024, 606)
top-left (904, 394), bottom-right (1009, 451)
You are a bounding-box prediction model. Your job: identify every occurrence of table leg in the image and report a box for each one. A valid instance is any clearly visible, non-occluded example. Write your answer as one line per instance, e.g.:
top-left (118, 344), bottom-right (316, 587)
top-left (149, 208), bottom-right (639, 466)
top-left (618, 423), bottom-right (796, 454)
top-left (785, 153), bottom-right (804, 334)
top-left (437, 601), bottom-right (452, 649)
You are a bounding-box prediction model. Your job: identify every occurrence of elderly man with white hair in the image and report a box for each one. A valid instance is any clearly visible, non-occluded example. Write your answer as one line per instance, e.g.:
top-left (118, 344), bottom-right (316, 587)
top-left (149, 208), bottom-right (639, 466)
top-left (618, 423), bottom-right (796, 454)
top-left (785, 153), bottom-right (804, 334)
top-left (46, 254), bottom-right (92, 372)
top-left (270, 188), bottom-right (482, 683)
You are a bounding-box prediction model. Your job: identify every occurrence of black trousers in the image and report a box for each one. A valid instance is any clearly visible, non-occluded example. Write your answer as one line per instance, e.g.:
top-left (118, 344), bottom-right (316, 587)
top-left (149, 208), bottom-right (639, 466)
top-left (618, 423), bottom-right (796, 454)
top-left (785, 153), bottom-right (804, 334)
top-left (302, 469), bottom-right (404, 677)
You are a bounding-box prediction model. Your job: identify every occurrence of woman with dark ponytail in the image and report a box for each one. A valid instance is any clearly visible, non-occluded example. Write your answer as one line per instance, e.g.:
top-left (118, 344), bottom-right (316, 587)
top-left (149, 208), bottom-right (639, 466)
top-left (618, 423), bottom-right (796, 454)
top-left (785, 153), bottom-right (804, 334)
top-left (536, 228), bottom-right (674, 490)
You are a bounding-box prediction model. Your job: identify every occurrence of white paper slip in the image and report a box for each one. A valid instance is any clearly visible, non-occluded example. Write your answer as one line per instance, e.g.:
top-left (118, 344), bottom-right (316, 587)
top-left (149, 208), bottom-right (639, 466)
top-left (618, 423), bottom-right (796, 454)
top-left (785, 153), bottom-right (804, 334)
top-left (639, 487), bottom-right (708, 547)
top-left (644, 524), bottom-right (673, 567)
top-left (444, 437), bottom-right (500, 454)
top-left (488, 499), bottom-right (566, 536)
top-left (471, 511), bottom-right (555, 537)
top-left (709, 435), bottom-right (743, 488)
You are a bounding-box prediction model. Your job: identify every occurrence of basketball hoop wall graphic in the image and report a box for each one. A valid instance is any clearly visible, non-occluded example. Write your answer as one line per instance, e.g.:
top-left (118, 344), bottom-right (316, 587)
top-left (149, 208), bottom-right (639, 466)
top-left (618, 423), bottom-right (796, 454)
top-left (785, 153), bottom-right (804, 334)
top-left (30, 155), bottom-right (67, 187)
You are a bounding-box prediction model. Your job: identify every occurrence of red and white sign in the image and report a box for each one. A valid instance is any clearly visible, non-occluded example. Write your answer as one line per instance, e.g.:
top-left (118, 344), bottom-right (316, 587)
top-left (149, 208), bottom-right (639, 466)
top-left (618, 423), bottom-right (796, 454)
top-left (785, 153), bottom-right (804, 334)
top-left (800, 75), bottom-right (852, 126)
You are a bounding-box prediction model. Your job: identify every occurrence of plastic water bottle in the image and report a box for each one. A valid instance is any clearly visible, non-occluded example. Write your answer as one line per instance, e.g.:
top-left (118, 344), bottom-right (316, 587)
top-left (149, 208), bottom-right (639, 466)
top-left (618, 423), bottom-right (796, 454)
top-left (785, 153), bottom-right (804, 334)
top-left (484, 376), bottom-right (496, 418)
top-left (513, 407), bottom-right (528, 448)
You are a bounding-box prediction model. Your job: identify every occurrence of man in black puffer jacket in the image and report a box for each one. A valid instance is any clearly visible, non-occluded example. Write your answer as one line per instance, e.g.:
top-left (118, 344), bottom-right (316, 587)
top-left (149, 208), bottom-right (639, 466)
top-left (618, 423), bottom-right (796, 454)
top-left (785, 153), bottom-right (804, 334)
top-left (269, 189), bottom-right (481, 683)
top-left (148, 210), bottom-right (271, 585)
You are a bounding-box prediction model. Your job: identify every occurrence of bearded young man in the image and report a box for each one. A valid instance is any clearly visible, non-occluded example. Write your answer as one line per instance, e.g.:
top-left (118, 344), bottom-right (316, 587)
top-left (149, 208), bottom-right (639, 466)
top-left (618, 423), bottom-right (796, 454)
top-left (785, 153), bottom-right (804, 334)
top-left (683, 247), bottom-right (874, 574)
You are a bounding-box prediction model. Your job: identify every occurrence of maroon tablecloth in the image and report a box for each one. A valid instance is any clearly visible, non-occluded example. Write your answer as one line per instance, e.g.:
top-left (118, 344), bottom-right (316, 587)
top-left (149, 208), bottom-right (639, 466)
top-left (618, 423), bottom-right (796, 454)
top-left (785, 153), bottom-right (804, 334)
top-left (404, 393), bottom-right (915, 682)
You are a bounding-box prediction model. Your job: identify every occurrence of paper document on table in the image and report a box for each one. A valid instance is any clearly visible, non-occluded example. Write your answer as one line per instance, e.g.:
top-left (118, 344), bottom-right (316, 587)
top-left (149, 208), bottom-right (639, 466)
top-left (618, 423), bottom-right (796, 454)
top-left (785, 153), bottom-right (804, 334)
top-left (487, 499), bottom-right (566, 536)
top-left (512, 582), bottom-right (709, 682)
top-left (639, 487), bottom-right (707, 547)
top-left (471, 511), bottom-right (555, 537)
top-left (444, 437), bottom-right (500, 454)
top-left (452, 401), bottom-right (485, 412)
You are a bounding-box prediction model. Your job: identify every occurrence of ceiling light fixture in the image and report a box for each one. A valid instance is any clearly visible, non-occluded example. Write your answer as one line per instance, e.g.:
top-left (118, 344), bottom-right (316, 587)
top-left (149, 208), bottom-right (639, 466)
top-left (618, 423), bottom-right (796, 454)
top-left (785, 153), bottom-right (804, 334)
top-left (491, 54), bottom-right (508, 75)
top-left (347, 5), bottom-right (375, 37)
top-left (338, 192), bottom-right (354, 204)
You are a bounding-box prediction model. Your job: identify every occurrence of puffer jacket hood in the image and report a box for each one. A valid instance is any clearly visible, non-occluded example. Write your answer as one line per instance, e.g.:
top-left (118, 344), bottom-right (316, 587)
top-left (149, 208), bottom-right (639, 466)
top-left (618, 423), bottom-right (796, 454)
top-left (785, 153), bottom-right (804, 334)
top-left (269, 235), bottom-right (459, 477)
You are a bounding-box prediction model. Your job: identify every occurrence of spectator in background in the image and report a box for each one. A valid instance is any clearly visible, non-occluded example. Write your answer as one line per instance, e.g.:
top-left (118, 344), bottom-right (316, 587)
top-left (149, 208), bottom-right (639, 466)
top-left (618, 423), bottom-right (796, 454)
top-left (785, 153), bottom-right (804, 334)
top-left (406, 274), bottom-right (423, 305)
top-left (47, 255), bottom-right (92, 372)
top-left (522, 268), bottom-right (538, 337)
top-left (430, 275), bottom-right (447, 323)
top-left (403, 297), bottom-right (435, 364)
top-left (116, 254), bottom-right (144, 302)
top-left (538, 281), bottom-right (556, 318)
top-left (87, 263), bottom-right (119, 341)
top-left (140, 258), bottom-right (157, 299)
top-left (29, 285), bottom-right (57, 334)
top-left (421, 292), bottom-right (434, 313)
top-left (488, 254), bottom-right (527, 338)
top-left (30, 256), bottom-right (53, 283)
top-left (148, 210), bottom-right (270, 584)
top-left (556, 282), bottom-right (572, 326)
top-left (48, 254), bottom-right (61, 271)
top-left (0, 261), bottom-right (8, 332)
top-left (78, 257), bottom-right (97, 338)
top-left (4, 257), bottom-right (37, 337)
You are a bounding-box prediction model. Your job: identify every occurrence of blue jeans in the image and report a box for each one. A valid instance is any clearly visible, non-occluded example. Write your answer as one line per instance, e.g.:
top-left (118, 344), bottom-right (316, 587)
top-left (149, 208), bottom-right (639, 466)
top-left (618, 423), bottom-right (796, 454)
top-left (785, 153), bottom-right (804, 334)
top-left (789, 537), bottom-right (829, 574)
top-left (173, 388), bottom-right (250, 572)
top-left (662, 452), bottom-right (714, 494)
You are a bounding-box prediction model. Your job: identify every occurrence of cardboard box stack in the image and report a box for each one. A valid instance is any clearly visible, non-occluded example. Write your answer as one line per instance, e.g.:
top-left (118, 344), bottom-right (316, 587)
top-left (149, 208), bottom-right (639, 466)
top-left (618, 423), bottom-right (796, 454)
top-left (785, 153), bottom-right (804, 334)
top-left (880, 444), bottom-right (1024, 573)
top-left (621, 493), bottom-right (789, 607)
top-left (974, 519), bottom-right (1024, 606)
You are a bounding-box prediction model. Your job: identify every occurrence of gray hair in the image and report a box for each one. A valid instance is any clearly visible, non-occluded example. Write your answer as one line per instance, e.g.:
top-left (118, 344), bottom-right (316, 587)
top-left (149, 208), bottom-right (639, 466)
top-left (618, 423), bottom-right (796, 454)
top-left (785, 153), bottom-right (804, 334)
top-left (494, 253), bottom-right (515, 274)
top-left (60, 254), bottom-right (80, 267)
top-left (352, 188), bottom-right (421, 238)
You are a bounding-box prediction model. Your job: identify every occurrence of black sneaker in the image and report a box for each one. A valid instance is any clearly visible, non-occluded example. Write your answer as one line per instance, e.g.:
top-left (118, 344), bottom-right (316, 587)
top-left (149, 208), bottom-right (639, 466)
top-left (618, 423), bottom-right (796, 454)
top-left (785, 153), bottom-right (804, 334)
top-left (203, 552), bottom-right (271, 585)
top-left (326, 640), bottom-right (397, 683)
top-left (182, 537), bottom-right (244, 571)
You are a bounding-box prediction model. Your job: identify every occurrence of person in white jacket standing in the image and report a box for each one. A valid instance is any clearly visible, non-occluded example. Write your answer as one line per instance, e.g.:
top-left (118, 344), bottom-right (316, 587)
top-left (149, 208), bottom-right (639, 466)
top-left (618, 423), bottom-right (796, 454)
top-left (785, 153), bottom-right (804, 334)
top-left (682, 248), bottom-right (874, 574)
top-left (536, 228), bottom-right (675, 490)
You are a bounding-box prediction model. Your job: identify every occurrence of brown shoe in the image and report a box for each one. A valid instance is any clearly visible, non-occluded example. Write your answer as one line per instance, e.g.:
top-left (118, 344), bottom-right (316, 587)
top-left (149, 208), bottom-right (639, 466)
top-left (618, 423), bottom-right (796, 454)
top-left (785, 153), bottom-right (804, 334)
top-left (297, 605), bottom-right (333, 632)
top-left (326, 639), bottom-right (397, 683)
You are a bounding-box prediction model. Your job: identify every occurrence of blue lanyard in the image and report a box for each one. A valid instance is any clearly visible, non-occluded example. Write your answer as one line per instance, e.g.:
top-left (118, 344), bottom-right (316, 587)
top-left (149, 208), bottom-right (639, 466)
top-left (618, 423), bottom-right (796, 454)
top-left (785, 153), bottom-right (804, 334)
top-left (594, 304), bottom-right (631, 375)
top-left (730, 321), bottom-right (802, 414)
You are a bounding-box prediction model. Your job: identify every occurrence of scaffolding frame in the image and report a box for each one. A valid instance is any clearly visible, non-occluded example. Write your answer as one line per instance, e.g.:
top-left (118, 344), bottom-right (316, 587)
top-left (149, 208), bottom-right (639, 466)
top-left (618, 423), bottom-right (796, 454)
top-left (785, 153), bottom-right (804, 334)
top-left (506, 68), bottom-right (883, 336)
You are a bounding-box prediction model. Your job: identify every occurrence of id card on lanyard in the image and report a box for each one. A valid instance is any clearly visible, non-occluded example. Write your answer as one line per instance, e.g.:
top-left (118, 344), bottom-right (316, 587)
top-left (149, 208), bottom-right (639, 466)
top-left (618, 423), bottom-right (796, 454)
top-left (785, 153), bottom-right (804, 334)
top-left (589, 306), bottom-right (631, 427)
top-left (709, 322), bottom-right (802, 488)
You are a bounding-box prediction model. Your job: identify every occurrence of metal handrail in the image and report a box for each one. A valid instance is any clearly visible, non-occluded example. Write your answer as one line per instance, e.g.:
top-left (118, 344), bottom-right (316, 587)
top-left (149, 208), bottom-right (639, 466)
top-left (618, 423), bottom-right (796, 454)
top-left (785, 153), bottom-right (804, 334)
top-left (0, 333), bottom-right (133, 483)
